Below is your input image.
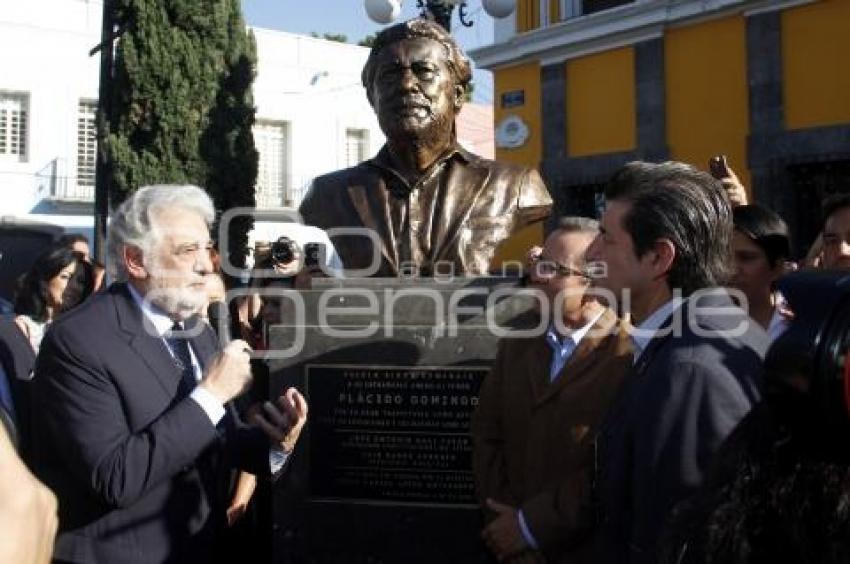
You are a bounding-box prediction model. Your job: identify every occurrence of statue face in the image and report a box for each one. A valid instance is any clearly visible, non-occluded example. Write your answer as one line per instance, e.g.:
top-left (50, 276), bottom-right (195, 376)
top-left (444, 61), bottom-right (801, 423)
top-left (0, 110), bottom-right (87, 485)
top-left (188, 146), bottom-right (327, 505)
top-left (369, 37), bottom-right (463, 145)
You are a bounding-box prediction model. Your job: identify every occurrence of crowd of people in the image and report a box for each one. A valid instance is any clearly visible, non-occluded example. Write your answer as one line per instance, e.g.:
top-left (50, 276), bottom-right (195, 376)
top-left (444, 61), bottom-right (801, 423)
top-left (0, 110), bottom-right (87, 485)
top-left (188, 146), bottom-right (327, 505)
top-left (0, 157), bottom-right (846, 564)
top-left (1, 14), bottom-right (849, 564)
top-left (472, 160), bottom-right (850, 564)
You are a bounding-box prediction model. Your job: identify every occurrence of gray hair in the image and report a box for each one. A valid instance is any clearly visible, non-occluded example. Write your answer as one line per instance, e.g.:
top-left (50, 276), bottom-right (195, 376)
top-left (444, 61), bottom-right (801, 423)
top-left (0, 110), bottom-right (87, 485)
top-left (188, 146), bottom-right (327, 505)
top-left (554, 216), bottom-right (600, 236)
top-left (107, 184), bottom-right (215, 281)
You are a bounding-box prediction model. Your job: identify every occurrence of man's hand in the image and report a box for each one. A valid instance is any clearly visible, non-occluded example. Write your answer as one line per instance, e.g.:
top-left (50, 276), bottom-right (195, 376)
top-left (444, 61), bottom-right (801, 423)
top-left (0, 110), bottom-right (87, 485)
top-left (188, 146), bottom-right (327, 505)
top-left (709, 155), bottom-right (748, 207)
top-left (199, 339), bottom-right (253, 404)
top-left (226, 502), bottom-right (249, 527)
top-left (226, 471), bottom-right (257, 527)
top-left (272, 260), bottom-right (301, 278)
top-left (252, 387), bottom-right (308, 453)
top-left (720, 174), bottom-right (748, 207)
top-left (481, 498), bottom-right (528, 562)
top-left (0, 427), bottom-right (58, 564)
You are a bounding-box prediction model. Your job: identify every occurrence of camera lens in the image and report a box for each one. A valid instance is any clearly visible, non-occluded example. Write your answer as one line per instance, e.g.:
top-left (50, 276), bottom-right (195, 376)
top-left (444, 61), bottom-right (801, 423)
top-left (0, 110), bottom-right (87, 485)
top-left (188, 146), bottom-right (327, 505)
top-left (270, 237), bottom-right (297, 265)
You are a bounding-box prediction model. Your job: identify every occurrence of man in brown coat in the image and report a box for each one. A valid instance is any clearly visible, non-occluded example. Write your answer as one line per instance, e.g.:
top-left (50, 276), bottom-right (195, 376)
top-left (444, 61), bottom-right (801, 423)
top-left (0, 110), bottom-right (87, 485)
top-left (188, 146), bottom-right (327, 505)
top-left (472, 217), bottom-right (632, 563)
top-left (299, 19), bottom-right (551, 277)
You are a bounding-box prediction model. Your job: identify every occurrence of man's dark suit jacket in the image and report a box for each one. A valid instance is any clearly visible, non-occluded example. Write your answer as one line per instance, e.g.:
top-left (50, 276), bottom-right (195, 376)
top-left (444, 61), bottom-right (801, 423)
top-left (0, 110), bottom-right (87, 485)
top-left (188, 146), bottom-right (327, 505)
top-left (594, 290), bottom-right (768, 564)
top-left (30, 283), bottom-right (269, 564)
top-left (299, 144), bottom-right (552, 276)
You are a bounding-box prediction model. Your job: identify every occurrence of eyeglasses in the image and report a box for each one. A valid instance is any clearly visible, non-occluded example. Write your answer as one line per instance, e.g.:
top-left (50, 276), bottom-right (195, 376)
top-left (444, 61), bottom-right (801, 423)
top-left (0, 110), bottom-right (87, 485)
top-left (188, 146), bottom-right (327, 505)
top-left (530, 255), bottom-right (588, 279)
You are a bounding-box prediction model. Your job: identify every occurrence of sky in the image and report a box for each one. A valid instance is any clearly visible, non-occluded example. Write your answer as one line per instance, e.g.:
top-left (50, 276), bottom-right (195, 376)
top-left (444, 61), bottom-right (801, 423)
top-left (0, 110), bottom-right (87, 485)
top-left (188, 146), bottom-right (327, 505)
top-left (239, 0), bottom-right (496, 105)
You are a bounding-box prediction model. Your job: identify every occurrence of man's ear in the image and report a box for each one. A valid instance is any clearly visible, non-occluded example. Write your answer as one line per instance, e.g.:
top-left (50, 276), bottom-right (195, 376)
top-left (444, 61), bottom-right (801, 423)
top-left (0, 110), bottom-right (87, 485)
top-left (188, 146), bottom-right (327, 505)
top-left (453, 84), bottom-right (466, 112)
top-left (123, 245), bottom-right (147, 279)
top-left (650, 239), bottom-right (676, 278)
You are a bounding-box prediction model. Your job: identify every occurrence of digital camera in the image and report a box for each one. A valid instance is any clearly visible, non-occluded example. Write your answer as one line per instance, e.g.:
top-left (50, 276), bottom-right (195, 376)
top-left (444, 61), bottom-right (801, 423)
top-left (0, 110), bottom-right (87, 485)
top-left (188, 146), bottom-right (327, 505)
top-left (270, 236), bottom-right (299, 266)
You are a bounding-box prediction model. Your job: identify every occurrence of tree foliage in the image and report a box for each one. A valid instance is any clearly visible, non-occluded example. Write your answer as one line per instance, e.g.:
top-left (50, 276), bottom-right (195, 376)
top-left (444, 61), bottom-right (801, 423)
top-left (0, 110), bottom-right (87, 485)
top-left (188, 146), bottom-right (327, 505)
top-left (357, 34), bottom-right (376, 48)
top-left (106, 0), bottom-right (257, 267)
top-left (309, 31), bottom-right (349, 43)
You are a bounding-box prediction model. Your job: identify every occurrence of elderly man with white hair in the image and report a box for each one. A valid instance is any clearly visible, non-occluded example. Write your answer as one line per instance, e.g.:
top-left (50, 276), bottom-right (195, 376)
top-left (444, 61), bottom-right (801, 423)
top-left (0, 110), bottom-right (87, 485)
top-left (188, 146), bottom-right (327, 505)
top-left (29, 185), bottom-right (308, 564)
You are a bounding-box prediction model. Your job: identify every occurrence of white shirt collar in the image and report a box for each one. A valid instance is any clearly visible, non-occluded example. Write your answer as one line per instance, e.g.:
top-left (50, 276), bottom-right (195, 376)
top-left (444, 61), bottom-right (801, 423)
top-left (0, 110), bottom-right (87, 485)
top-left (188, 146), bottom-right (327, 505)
top-left (630, 297), bottom-right (685, 363)
top-left (127, 283), bottom-right (178, 338)
top-left (767, 306), bottom-right (790, 342)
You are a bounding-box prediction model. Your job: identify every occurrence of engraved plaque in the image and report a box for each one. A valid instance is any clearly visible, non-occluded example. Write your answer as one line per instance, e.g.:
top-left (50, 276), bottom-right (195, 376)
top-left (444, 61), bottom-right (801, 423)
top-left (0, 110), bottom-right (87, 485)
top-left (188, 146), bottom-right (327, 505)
top-left (268, 279), bottom-right (534, 562)
top-left (306, 364), bottom-right (487, 506)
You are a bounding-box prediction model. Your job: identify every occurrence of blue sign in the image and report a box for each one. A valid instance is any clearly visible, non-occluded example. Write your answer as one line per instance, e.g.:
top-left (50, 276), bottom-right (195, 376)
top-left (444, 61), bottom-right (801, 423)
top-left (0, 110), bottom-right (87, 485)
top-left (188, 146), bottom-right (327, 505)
top-left (501, 90), bottom-right (525, 108)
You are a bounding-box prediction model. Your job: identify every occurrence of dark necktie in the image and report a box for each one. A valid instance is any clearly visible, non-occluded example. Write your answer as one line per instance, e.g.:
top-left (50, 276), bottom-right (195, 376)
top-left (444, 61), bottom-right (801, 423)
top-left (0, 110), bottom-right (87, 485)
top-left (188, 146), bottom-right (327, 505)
top-left (166, 322), bottom-right (197, 400)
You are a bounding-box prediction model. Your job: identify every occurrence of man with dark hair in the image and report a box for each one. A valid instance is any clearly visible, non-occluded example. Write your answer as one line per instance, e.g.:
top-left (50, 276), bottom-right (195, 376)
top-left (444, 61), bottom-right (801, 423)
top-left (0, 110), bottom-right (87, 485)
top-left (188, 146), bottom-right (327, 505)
top-left (473, 217), bottom-right (632, 563)
top-left (821, 193), bottom-right (850, 270)
top-left (57, 233), bottom-right (90, 263)
top-left (299, 18), bottom-right (551, 276)
top-left (586, 161), bottom-right (768, 564)
top-left (731, 205), bottom-right (792, 340)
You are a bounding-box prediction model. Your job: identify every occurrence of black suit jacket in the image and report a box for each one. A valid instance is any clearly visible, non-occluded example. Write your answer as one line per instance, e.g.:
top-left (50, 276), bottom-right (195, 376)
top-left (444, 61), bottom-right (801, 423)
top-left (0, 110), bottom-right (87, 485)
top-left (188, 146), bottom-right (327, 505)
top-left (30, 283), bottom-right (268, 564)
top-left (0, 317), bottom-right (37, 455)
top-left (594, 290), bottom-right (768, 564)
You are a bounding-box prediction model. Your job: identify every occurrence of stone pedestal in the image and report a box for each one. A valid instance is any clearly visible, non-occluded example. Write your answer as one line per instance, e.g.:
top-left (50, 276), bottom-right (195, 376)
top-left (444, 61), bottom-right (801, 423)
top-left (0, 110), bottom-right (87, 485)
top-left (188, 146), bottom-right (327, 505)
top-left (267, 277), bottom-right (537, 563)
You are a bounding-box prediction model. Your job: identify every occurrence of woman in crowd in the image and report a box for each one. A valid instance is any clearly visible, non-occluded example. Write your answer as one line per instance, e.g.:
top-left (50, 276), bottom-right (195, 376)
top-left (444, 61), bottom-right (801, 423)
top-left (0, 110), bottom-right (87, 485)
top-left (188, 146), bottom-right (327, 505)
top-left (730, 204), bottom-right (793, 341)
top-left (12, 245), bottom-right (94, 353)
top-left (0, 245), bottom-right (93, 456)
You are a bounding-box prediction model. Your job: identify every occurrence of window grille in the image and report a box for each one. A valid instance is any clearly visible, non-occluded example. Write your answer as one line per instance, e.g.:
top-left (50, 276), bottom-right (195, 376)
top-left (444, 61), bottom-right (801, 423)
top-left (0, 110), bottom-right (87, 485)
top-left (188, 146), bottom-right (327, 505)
top-left (0, 92), bottom-right (28, 162)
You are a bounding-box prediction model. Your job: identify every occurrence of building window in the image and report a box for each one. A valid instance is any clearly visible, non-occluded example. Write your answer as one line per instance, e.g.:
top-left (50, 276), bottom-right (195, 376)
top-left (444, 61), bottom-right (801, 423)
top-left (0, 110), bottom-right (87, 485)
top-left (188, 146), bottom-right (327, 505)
top-left (77, 101), bottom-right (97, 187)
top-left (345, 128), bottom-right (369, 168)
top-left (0, 92), bottom-right (28, 162)
top-left (254, 120), bottom-right (288, 208)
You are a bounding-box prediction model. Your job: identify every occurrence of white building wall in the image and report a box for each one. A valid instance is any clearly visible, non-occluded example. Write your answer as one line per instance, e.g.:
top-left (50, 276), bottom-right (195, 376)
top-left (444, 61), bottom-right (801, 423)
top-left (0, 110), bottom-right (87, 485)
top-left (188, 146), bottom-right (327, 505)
top-left (0, 0), bottom-right (101, 216)
top-left (0, 0), bottom-right (384, 230)
top-left (252, 28), bottom-right (383, 202)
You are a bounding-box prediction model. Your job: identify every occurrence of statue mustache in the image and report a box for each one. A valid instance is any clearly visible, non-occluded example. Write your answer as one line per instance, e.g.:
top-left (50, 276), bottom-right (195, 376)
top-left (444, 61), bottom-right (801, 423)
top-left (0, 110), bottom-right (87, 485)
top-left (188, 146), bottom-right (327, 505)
top-left (391, 97), bottom-right (432, 111)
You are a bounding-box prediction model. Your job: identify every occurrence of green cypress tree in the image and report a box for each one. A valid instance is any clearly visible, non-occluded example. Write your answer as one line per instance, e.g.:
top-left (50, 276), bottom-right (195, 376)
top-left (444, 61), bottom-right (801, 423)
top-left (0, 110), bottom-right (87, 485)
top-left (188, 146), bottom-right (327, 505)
top-left (106, 0), bottom-right (257, 267)
top-left (200, 0), bottom-right (258, 270)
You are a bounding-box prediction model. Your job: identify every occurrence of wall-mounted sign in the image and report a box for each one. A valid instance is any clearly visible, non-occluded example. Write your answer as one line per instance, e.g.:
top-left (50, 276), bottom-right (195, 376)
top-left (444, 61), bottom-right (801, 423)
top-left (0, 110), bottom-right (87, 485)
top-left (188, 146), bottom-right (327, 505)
top-left (495, 115), bottom-right (530, 149)
top-left (500, 90), bottom-right (525, 108)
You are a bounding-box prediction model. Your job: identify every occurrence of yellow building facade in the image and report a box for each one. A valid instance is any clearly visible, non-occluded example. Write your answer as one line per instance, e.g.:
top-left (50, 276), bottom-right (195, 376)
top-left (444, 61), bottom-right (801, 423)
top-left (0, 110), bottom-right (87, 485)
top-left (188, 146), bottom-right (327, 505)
top-left (475, 0), bottom-right (850, 258)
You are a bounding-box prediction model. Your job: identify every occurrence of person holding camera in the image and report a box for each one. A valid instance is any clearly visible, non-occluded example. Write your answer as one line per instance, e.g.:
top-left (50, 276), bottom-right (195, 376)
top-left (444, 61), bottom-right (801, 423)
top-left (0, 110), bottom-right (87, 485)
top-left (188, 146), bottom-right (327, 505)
top-left (235, 236), bottom-right (324, 347)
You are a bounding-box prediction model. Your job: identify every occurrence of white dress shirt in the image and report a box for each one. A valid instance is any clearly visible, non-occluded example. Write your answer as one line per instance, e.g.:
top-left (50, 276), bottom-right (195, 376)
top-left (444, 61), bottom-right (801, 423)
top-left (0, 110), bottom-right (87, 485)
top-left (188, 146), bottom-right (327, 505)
top-left (630, 297), bottom-right (686, 364)
top-left (127, 284), bottom-right (225, 423)
top-left (128, 284), bottom-right (288, 474)
top-left (544, 310), bottom-right (606, 381)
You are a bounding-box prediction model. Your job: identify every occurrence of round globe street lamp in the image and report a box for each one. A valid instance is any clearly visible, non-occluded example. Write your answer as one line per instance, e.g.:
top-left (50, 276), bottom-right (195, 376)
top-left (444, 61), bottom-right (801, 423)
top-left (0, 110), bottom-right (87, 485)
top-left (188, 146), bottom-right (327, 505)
top-left (364, 0), bottom-right (515, 32)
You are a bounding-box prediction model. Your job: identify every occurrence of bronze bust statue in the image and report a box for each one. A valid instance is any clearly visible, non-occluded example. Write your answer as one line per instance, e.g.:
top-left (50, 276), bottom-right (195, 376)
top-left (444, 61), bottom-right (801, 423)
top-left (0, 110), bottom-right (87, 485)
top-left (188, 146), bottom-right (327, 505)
top-left (299, 19), bottom-right (552, 277)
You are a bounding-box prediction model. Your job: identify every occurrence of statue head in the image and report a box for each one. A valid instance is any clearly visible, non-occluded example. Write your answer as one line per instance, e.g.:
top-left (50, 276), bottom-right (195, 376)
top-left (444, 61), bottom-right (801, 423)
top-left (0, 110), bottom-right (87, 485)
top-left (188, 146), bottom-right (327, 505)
top-left (361, 19), bottom-right (472, 146)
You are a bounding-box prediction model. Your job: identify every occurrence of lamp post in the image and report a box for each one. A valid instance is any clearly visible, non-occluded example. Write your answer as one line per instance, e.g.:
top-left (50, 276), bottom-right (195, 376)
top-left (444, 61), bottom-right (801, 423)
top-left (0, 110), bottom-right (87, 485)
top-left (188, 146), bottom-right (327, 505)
top-left (89, 1), bottom-right (116, 265)
top-left (364, 0), bottom-right (516, 32)
top-left (89, 1), bottom-right (127, 264)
